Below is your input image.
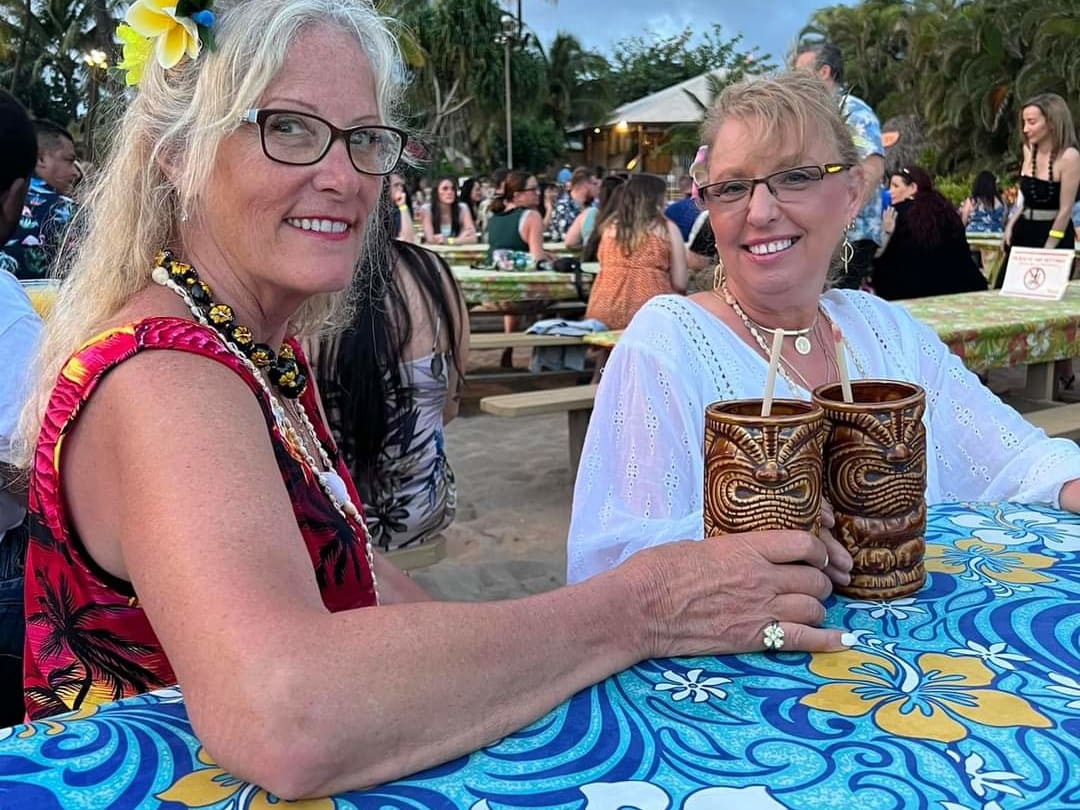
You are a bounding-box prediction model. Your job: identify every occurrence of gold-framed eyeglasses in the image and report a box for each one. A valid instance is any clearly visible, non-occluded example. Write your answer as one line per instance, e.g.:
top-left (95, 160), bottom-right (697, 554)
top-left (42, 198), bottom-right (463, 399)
top-left (240, 108), bottom-right (407, 176)
top-left (698, 163), bottom-right (852, 207)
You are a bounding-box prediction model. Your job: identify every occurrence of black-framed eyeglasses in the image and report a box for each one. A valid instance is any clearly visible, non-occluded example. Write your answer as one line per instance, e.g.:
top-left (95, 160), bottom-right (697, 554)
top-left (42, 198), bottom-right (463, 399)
top-left (240, 108), bottom-right (407, 176)
top-left (698, 163), bottom-right (852, 208)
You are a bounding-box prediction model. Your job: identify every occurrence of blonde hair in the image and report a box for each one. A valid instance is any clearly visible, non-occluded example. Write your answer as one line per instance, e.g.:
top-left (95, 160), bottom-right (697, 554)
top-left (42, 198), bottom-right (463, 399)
top-left (701, 71), bottom-right (860, 169)
top-left (16, 0), bottom-right (406, 468)
top-left (1020, 93), bottom-right (1079, 159)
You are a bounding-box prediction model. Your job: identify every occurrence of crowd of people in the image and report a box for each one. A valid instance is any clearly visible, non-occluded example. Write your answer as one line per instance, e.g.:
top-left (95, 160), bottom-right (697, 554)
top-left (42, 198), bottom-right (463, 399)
top-left (0, 0), bottom-right (1079, 799)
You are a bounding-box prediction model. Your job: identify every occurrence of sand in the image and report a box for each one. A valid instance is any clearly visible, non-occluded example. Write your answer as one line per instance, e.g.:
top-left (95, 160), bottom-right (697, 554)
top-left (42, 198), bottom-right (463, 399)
top-left (411, 411), bottom-right (573, 601)
top-left (409, 365), bottom-right (1050, 602)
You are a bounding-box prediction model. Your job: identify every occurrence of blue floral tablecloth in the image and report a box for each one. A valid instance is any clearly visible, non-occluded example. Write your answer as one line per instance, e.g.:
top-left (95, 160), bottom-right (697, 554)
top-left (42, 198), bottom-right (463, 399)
top-left (1, 501), bottom-right (1078, 809)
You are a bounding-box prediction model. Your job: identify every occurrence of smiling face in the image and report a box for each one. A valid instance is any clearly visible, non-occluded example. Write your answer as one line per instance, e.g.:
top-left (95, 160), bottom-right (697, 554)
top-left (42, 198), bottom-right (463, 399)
top-left (705, 115), bottom-right (861, 309)
top-left (1021, 105), bottom-right (1048, 147)
top-left (187, 25), bottom-right (382, 311)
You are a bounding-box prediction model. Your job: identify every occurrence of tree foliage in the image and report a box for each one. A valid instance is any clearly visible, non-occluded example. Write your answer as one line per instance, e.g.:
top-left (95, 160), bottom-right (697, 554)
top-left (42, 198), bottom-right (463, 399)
top-left (800, 0), bottom-right (1080, 176)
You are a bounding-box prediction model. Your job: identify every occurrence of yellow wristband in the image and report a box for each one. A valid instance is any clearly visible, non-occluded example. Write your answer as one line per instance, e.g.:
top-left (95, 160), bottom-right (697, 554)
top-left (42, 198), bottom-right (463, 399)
top-left (1049, 229), bottom-right (1066, 239)
top-left (447, 237), bottom-right (455, 245)
top-left (398, 204), bottom-right (408, 212)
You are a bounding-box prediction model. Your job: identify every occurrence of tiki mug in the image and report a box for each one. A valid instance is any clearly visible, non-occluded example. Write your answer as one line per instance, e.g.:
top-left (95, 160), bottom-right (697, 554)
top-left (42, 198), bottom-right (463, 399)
top-left (812, 381), bottom-right (928, 600)
top-left (703, 400), bottom-right (825, 535)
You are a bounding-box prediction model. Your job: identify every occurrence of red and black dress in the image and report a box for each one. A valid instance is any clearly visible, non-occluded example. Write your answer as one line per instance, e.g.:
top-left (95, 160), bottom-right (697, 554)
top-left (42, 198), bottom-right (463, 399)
top-left (23, 318), bottom-right (376, 720)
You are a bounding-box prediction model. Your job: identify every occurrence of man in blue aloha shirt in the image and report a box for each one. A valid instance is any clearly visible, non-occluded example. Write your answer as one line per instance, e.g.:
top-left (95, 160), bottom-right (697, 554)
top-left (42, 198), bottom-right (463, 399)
top-left (549, 167), bottom-right (594, 241)
top-left (3, 120), bottom-right (79, 281)
top-left (795, 42), bottom-right (885, 289)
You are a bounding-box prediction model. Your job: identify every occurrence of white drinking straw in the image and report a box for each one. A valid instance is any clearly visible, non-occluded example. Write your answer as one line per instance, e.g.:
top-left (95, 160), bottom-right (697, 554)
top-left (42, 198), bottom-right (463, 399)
top-left (761, 327), bottom-right (785, 417)
top-left (833, 323), bottom-right (854, 403)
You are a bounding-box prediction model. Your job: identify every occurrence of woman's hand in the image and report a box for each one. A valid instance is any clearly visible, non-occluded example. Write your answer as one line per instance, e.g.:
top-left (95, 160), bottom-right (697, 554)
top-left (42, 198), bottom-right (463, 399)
top-left (881, 206), bottom-right (897, 237)
top-left (624, 529), bottom-right (849, 660)
top-left (818, 499), bottom-right (854, 587)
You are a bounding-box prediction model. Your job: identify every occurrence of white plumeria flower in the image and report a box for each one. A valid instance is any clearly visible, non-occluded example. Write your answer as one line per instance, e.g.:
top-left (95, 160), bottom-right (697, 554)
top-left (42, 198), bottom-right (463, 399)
top-left (579, 781), bottom-right (670, 810)
top-left (1047, 672), bottom-right (1080, 709)
top-left (946, 640), bottom-right (1031, 671)
top-left (946, 750), bottom-right (1025, 800)
top-left (654, 668), bottom-right (731, 703)
top-left (847, 597), bottom-right (927, 620)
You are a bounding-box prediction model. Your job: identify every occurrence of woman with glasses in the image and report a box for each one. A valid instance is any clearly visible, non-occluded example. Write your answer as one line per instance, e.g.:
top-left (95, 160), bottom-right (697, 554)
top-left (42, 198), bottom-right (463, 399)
top-left (567, 71), bottom-right (1080, 584)
top-left (485, 170), bottom-right (546, 264)
top-left (13, 3), bottom-right (851, 797)
top-left (871, 166), bottom-right (987, 300)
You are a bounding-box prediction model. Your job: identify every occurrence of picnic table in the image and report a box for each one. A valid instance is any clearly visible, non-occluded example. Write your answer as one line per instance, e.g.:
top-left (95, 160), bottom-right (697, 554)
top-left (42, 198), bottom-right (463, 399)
top-left (452, 263), bottom-right (598, 307)
top-left (965, 233), bottom-right (1080, 286)
top-left (1, 500), bottom-right (1077, 809)
top-left (428, 240), bottom-right (578, 265)
top-left (586, 283), bottom-right (1080, 401)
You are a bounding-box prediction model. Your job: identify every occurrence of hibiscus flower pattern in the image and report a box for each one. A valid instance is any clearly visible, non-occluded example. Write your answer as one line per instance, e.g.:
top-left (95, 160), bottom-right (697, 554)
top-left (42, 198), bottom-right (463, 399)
top-left (2, 502), bottom-right (1078, 807)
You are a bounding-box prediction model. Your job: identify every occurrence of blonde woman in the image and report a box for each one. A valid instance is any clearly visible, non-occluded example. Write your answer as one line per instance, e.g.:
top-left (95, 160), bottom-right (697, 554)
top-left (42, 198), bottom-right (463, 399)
top-left (568, 72), bottom-right (1080, 584)
top-left (16, 1), bottom-right (849, 797)
top-left (585, 173), bottom-right (688, 330)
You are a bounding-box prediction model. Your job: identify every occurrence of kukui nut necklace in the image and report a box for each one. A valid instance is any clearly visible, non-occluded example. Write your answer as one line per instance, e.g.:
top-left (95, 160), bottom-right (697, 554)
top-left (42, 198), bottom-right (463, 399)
top-left (1028, 143), bottom-right (1056, 205)
top-left (151, 250), bottom-right (378, 601)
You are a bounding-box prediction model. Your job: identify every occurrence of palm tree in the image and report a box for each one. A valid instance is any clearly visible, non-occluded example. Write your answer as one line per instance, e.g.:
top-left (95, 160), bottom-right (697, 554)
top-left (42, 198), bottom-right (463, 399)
top-left (540, 32), bottom-right (611, 134)
top-left (26, 573), bottom-right (166, 710)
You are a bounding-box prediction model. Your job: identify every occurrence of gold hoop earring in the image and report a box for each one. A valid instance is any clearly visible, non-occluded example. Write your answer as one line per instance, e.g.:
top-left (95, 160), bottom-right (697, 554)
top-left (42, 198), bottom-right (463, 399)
top-left (712, 259), bottom-right (725, 290)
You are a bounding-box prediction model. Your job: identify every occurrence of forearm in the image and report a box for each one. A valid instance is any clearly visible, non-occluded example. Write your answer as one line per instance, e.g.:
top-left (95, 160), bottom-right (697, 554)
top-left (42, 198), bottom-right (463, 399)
top-left (1044, 209), bottom-right (1073, 248)
top-left (1059, 478), bottom-right (1080, 512)
top-left (372, 553), bottom-right (431, 603)
top-left (225, 569), bottom-right (645, 797)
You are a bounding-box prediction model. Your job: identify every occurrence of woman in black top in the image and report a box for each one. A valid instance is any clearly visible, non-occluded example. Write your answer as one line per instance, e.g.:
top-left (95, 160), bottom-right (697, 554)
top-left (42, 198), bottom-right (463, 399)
top-left (1004, 94), bottom-right (1079, 258)
top-left (872, 166), bottom-right (988, 301)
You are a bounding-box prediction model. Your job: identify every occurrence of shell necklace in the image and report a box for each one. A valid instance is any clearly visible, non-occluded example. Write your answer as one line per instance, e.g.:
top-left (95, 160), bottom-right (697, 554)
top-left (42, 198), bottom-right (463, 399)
top-left (151, 255), bottom-right (379, 602)
top-left (716, 282), bottom-right (862, 392)
top-left (722, 286), bottom-right (818, 356)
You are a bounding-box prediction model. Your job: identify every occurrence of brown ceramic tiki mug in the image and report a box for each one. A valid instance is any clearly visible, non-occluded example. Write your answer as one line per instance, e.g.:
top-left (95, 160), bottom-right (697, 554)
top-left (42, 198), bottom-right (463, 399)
top-left (812, 380), bottom-right (928, 600)
top-left (703, 400), bottom-right (825, 535)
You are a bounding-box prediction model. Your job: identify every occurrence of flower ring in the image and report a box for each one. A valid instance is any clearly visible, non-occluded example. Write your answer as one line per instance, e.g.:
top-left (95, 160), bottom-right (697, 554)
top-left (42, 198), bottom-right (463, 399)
top-left (762, 620), bottom-right (785, 650)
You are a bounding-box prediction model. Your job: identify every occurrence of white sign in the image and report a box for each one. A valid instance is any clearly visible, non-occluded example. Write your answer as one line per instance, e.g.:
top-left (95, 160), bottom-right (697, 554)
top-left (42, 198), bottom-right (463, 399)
top-left (1000, 247), bottom-right (1075, 300)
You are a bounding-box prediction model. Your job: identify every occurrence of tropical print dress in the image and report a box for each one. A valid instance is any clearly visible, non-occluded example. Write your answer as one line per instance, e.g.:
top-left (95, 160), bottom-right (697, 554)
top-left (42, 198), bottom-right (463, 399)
top-left (23, 317), bottom-right (377, 720)
top-left (2, 177), bottom-right (77, 281)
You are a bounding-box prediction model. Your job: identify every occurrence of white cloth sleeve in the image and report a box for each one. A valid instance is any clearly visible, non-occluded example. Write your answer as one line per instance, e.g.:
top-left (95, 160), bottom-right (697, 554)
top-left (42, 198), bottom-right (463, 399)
top-left (567, 339), bottom-right (706, 584)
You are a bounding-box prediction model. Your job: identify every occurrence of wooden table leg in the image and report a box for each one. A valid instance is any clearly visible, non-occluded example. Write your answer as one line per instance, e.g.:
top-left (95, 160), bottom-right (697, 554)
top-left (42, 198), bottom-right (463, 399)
top-left (567, 408), bottom-right (592, 477)
top-left (1024, 362), bottom-right (1055, 402)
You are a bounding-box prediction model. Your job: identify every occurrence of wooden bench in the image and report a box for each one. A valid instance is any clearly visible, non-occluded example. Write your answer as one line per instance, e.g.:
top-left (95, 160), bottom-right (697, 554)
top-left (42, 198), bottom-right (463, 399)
top-left (479, 384), bottom-right (597, 472)
top-left (1025, 402), bottom-right (1080, 441)
top-left (470, 333), bottom-right (586, 350)
top-left (476, 389), bottom-right (1080, 478)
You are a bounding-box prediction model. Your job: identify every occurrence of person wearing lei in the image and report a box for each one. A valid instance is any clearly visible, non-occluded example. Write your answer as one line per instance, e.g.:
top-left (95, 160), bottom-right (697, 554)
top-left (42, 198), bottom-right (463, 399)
top-left (15, 1), bottom-right (853, 798)
top-left (567, 72), bottom-right (1080, 584)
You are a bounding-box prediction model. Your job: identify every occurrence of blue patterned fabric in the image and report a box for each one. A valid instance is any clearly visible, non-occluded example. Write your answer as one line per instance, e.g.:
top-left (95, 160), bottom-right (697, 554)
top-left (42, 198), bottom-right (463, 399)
top-left (1, 177), bottom-right (77, 280)
top-left (966, 203), bottom-right (1006, 234)
top-left (841, 91), bottom-right (883, 246)
top-left (0, 501), bottom-right (1078, 809)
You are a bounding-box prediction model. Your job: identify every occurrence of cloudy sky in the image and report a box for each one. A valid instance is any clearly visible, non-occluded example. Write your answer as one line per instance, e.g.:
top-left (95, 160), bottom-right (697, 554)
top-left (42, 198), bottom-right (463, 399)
top-left (511, 0), bottom-right (851, 62)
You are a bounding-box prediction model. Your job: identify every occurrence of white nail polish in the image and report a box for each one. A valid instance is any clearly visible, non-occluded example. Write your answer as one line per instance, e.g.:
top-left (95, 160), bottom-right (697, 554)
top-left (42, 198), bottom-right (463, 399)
top-left (840, 633), bottom-right (857, 647)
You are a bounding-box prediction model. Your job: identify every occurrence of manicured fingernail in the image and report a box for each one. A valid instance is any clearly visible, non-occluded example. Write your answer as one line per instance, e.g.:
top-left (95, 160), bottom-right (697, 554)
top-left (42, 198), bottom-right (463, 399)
top-left (840, 633), bottom-right (857, 647)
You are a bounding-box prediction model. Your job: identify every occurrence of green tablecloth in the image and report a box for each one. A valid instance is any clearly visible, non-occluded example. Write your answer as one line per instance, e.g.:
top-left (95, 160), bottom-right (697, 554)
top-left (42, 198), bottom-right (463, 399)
top-left (899, 282), bottom-right (1080, 372)
top-left (584, 284), bottom-right (1080, 373)
top-left (452, 265), bottom-right (597, 306)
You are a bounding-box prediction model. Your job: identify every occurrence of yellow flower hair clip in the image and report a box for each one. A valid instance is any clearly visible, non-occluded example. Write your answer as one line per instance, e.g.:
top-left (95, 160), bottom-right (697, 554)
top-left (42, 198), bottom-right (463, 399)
top-left (116, 0), bottom-right (216, 86)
